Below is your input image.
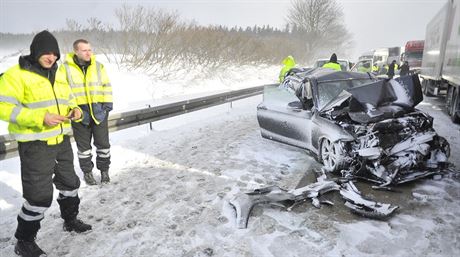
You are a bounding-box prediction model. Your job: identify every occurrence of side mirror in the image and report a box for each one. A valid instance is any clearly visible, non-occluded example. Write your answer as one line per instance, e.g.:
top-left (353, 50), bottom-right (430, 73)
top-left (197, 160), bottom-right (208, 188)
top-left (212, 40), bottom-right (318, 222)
top-left (287, 101), bottom-right (303, 112)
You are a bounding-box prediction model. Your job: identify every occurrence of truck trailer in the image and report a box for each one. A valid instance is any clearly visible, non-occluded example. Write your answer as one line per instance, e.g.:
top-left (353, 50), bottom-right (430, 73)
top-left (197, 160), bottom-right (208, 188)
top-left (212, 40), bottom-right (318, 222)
top-left (420, 0), bottom-right (460, 123)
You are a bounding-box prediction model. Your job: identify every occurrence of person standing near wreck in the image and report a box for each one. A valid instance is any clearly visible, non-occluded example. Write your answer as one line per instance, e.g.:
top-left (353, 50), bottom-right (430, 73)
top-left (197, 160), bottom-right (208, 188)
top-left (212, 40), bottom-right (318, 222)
top-left (60, 39), bottom-right (113, 185)
top-left (322, 53), bottom-right (342, 71)
top-left (0, 30), bottom-right (92, 257)
top-left (399, 61), bottom-right (410, 76)
top-left (279, 55), bottom-right (296, 82)
top-left (387, 60), bottom-right (397, 79)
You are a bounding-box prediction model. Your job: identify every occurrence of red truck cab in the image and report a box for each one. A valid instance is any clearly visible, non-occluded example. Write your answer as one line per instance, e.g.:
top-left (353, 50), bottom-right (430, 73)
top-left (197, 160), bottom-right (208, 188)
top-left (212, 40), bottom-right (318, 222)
top-left (402, 40), bottom-right (424, 71)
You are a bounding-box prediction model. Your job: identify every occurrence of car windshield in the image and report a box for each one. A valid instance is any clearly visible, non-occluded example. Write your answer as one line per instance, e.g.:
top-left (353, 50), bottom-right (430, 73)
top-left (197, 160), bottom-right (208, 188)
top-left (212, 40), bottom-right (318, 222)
top-left (316, 79), bottom-right (374, 110)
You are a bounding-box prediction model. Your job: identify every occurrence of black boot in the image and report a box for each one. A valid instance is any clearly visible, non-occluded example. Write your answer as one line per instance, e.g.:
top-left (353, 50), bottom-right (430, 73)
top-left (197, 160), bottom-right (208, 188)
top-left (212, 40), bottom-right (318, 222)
top-left (63, 218), bottom-right (92, 233)
top-left (83, 172), bottom-right (97, 185)
top-left (57, 195), bottom-right (92, 233)
top-left (100, 170), bottom-right (110, 184)
top-left (15, 217), bottom-right (41, 243)
top-left (14, 239), bottom-right (46, 257)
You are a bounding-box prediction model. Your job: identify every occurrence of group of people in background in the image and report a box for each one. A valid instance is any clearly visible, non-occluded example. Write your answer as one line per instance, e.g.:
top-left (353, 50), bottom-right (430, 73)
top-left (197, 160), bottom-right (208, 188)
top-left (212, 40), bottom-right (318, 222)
top-left (279, 53), bottom-right (412, 83)
top-left (374, 60), bottom-right (410, 79)
top-left (0, 30), bottom-right (113, 257)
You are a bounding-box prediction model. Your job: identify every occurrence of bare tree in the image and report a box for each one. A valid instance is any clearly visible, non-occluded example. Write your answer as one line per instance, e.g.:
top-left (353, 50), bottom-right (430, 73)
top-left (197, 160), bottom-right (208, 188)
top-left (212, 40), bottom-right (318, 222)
top-left (53, 4), bottom-right (344, 78)
top-left (286, 0), bottom-right (352, 62)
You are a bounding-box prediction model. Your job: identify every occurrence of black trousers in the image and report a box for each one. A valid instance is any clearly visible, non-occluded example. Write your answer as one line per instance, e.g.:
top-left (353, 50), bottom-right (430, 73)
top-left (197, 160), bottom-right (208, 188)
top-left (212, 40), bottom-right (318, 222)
top-left (15, 136), bottom-right (81, 241)
top-left (72, 115), bottom-right (111, 173)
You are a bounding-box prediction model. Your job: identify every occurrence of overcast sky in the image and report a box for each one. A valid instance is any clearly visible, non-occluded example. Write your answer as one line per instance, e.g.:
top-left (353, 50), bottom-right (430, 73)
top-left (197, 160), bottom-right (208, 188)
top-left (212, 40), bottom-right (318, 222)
top-left (0, 0), bottom-right (445, 59)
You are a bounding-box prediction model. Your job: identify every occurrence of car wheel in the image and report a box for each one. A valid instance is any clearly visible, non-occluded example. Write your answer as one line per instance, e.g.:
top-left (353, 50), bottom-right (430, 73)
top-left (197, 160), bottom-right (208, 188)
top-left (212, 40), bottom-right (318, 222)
top-left (450, 88), bottom-right (460, 123)
top-left (320, 138), bottom-right (347, 172)
top-left (437, 136), bottom-right (450, 158)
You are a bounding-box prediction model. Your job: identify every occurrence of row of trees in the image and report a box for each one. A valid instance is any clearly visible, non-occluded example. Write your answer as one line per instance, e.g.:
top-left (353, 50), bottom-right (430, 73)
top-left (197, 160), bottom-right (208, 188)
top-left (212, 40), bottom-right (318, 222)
top-left (1, 0), bottom-right (353, 78)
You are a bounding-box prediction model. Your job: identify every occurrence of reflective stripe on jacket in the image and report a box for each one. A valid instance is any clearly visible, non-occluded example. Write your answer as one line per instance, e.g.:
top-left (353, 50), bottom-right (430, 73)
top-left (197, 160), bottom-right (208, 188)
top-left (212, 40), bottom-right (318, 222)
top-left (60, 53), bottom-right (112, 125)
top-left (322, 62), bottom-right (342, 71)
top-left (0, 65), bottom-right (78, 144)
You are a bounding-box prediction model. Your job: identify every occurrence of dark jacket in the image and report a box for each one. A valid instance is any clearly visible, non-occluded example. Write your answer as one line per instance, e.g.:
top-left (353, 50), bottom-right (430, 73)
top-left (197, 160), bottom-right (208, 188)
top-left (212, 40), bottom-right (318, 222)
top-left (387, 62), bottom-right (396, 76)
top-left (399, 63), bottom-right (410, 76)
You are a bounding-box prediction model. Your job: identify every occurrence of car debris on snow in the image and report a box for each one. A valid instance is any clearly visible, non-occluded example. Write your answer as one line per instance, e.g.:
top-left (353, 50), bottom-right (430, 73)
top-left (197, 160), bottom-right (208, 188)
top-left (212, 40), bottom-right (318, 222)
top-left (229, 170), bottom-right (400, 229)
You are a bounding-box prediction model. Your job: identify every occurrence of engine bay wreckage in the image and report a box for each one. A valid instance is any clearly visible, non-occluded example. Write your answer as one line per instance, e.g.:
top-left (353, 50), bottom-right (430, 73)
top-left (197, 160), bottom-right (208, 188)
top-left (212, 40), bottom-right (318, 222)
top-left (230, 69), bottom-right (454, 228)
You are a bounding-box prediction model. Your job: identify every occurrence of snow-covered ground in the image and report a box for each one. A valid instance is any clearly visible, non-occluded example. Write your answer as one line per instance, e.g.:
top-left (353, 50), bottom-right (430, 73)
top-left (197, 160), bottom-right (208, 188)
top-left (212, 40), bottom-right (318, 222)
top-left (0, 50), bottom-right (459, 257)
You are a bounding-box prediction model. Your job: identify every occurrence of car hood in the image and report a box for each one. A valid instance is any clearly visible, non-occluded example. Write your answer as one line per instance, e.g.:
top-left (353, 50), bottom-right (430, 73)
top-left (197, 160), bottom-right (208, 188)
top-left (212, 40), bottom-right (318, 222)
top-left (321, 75), bottom-right (423, 124)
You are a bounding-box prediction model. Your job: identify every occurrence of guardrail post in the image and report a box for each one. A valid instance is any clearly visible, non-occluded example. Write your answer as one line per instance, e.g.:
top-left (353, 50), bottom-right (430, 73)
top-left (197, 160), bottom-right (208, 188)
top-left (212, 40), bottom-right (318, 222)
top-left (147, 104), bottom-right (153, 131)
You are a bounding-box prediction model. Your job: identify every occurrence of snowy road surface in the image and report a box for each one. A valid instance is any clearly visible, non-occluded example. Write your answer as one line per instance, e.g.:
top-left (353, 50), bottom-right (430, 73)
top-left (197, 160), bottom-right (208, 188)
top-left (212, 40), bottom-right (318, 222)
top-left (1, 93), bottom-right (459, 257)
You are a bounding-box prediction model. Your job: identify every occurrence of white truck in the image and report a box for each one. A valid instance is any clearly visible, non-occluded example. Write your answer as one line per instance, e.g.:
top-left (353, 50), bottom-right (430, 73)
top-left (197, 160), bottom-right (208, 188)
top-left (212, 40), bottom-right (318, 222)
top-left (373, 47), bottom-right (401, 68)
top-left (420, 0), bottom-right (460, 123)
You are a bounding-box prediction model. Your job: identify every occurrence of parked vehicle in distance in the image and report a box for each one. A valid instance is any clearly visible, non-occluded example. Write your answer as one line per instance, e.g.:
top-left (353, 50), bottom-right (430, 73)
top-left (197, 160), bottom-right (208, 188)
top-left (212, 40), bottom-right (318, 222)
top-left (350, 59), bottom-right (373, 73)
top-left (350, 58), bottom-right (390, 78)
top-left (257, 68), bottom-right (450, 186)
top-left (420, 0), bottom-right (460, 123)
top-left (358, 51), bottom-right (374, 61)
top-left (373, 47), bottom-right (401, 68)
top-left (313, 59), bottom-right (350, 71)
top-left (401, 40), bottom-right (424, 74)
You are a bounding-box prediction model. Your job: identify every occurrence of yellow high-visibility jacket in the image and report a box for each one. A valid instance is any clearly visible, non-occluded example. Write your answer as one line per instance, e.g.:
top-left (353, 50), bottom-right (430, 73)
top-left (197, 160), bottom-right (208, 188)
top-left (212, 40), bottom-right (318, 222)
top-left (279, 56), bottom-right (296, 82)
top-left (322, 62), bottom-right (342, 71)
top-left (60, 53), bottom-right (112, 125)
top-left (0, 60), bottom-right (80, 145)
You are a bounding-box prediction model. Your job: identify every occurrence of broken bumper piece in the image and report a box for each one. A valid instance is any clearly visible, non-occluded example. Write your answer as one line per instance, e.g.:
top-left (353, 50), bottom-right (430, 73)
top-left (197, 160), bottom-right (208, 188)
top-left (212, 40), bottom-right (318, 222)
top-left (229, 178), bottom-right (398, 229)
top-left (340, 181), bottom-right (398, 219)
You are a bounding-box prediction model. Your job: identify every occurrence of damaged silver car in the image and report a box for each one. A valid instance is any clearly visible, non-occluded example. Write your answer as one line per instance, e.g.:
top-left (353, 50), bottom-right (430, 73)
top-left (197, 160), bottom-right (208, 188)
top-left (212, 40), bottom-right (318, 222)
top-left (257, 68), bottom-right (450, 186)
top-left (229, 69), bottom-right (451, 228)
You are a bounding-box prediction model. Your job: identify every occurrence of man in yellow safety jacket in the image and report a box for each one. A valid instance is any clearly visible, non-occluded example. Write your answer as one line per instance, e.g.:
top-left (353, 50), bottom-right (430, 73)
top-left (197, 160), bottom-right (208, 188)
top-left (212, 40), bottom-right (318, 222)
top-left (0, 30), bottom-right (92, 257)
top-left (372, 63), bottom-right (379, 73)
top-left (322, 53), bottom-right (342, 71)
top-left (279, 55), bottom-right (296, 82)
top-left (59, 39), bottom-right (113, 185)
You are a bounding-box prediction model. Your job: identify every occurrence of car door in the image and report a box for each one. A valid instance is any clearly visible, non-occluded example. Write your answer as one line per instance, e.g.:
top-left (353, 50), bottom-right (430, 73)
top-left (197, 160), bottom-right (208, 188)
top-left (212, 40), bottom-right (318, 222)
top-left (257, 85), bottom-right (313, 149)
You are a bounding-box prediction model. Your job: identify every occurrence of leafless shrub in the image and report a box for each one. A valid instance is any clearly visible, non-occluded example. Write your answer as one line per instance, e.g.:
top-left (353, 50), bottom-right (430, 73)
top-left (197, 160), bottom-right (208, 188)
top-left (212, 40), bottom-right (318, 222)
top-left (1, 1), bottom-right (353, 78)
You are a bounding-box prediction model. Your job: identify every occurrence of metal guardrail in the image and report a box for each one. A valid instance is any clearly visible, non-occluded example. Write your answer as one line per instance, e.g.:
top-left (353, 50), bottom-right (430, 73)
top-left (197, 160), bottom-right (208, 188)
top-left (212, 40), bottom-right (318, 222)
top-left (0, 85), bottom-right (272, 160)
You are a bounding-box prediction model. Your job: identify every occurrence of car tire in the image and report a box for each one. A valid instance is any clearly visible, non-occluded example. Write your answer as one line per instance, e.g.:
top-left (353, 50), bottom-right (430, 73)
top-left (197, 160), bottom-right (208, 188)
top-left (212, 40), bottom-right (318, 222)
top-left (437, 136), bottom-right (451, 158)
top-left (450, 88), bottom-right (460, 124)
top-left (319, 138), bottom-right (347, 172)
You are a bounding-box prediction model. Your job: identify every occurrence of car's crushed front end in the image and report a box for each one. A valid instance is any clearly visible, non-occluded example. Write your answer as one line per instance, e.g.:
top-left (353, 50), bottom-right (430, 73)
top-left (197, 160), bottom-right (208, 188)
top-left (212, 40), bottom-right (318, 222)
top-left (320, 75), bottom-right (450, 186)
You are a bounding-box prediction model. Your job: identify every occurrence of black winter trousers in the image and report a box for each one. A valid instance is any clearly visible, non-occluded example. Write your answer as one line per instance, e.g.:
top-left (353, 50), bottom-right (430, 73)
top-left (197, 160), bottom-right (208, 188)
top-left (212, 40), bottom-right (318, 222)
top-left (72, 115), bottom-right (111, 174)
top-left (15, 136), bottom-right (81, 241)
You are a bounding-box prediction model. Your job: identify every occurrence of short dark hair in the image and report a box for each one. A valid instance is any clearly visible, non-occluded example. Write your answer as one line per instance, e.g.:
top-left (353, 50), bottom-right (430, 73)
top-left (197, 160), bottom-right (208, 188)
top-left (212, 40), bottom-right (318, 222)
top-left (73, 39), bottom-right (89, 51)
